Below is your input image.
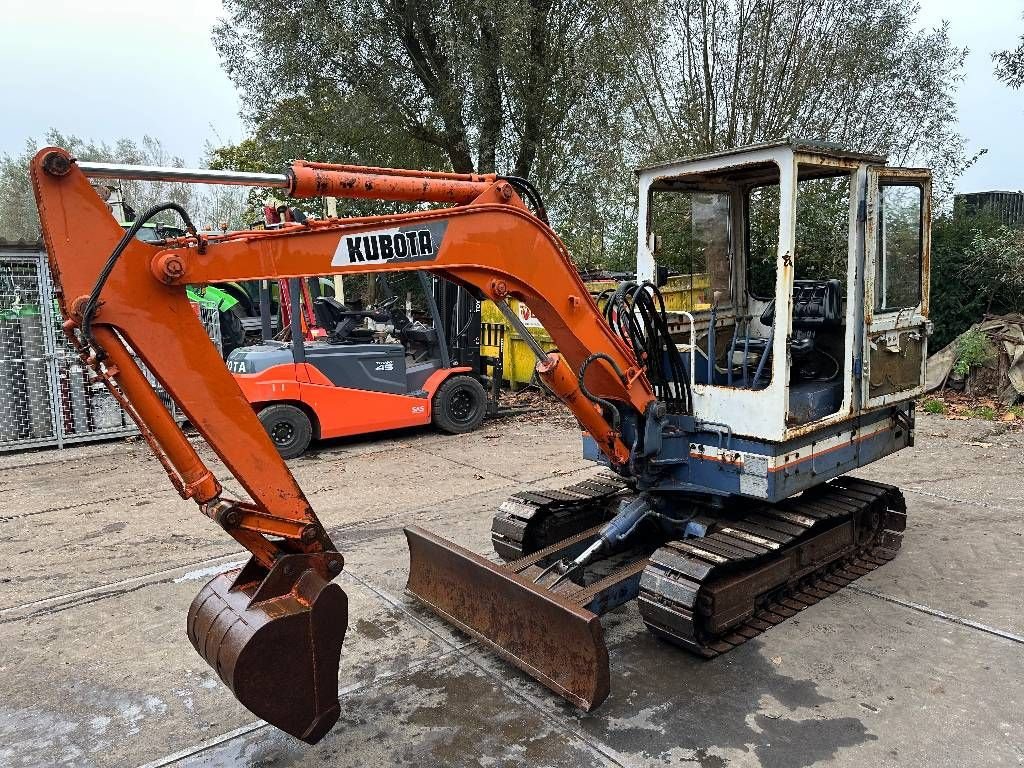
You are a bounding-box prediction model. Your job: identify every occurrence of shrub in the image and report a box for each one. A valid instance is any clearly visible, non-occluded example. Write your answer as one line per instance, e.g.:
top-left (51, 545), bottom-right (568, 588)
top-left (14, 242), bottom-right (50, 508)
top-left (953, 329), bottom-right (997, 377)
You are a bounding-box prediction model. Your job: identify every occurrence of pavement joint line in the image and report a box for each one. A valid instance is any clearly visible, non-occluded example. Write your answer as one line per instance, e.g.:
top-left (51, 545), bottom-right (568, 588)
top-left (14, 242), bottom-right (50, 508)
top-left (341, 567), bottom-right (634, 768)
top-left (899, 485), bottom-right (1020, 513)
top-left (0, 443), bottom-right (146, 472)
top-left (0, 467), bottom-right (604, 620)
top-left (135, 646), bottom-right (464, 768)
top-left (0, 491), bottom-right (140, 522)
top-left (847, 585), bottom-right (1024, 645)
top-left (0, 551), bottom-right (245, 619)
top-left (0, 498), bottom-right (453, 617)
top-left (410, 444), bottom-right (533, 483)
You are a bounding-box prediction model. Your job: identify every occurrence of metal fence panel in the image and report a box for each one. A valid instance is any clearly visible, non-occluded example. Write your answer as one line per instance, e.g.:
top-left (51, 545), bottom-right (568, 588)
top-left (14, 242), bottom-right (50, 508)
top-left (0, 248), bottom-right (223, 453)
top-left (0, 254), bottom-right (58, 450)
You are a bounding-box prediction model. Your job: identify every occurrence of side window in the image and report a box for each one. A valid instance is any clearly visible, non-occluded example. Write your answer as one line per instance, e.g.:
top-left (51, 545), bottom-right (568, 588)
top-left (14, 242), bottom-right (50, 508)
top-left (746, 185), bottom-right (779, 298)
top-left (643, 191), bottom-right (733, 299)
top-left (648, 190), bottom-right (731, 301)
top-left (794, 174), bottom-right (851, 285)
top-left (876, 184), bottom-right (923, 311)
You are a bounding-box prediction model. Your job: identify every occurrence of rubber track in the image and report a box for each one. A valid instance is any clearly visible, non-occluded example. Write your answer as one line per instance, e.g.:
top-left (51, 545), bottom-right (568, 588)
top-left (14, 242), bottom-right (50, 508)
top-left (638, 476), bottom-right (907, 656)
top-left (490, 472), bottom-right (632, 560)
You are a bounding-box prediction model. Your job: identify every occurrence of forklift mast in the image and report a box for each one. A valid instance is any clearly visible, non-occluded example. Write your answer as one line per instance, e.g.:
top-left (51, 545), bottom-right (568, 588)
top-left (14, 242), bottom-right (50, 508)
top-left (432, 276), bottom-right (482, 372)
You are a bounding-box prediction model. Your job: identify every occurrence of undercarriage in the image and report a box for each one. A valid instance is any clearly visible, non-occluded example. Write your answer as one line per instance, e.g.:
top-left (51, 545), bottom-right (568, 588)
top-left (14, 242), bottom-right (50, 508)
top-left (406, 473), bottom-right (906, 709)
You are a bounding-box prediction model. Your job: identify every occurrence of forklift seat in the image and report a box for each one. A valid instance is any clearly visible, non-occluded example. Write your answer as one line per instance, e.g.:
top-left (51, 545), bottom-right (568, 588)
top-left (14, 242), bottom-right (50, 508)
top-left (313, 296), bottom-right (383, 344)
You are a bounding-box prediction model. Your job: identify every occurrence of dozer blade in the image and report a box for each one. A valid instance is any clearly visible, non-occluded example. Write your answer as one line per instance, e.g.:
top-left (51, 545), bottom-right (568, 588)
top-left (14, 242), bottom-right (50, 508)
top-left (405, 525), bottom-right (610, 710)
top-left (187, 553), bottom-right (349, 744)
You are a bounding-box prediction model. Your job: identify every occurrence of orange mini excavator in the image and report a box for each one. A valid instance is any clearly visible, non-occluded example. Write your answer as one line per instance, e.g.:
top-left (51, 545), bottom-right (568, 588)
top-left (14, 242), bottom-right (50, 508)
top-left (31, 141), bottom-right (927, 742)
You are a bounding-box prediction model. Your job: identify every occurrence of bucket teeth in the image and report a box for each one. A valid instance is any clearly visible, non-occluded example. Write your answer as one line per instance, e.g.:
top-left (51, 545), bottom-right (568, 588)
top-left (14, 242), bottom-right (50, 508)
top-left (187, 554), bottom-right (349, 744)
top-left (405, 525), bottom-right (610, 710)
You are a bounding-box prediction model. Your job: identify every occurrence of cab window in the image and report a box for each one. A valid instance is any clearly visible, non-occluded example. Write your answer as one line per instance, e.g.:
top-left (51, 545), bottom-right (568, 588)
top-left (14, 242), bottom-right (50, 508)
top-left (648, 190), bottom-right (731, 303)
top-left (875, 183), bottom-right (923, 311)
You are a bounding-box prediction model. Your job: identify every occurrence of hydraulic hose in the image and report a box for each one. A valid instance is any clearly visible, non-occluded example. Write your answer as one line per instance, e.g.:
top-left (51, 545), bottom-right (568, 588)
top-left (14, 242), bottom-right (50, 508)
top-left (81, 202), bottom-right (198, 359)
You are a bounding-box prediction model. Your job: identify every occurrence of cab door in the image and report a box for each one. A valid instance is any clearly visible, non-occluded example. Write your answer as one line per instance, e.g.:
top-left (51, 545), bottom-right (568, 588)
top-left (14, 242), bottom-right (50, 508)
top-left (863, 169), bottom-right (931, 408)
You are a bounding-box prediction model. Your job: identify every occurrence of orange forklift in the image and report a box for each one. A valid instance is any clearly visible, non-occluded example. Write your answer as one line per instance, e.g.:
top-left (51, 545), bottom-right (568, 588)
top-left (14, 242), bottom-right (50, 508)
top-left (228, 271), bottom-right (500, 457)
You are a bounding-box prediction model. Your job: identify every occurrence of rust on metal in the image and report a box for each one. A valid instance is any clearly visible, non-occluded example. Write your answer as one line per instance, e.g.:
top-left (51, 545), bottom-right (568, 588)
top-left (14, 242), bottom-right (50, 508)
top-left (405, 526), bottom-right (610, 710)
top-left (187, 553), bottom-right (349, 744)
top-left (867, 332), bottom-right (925, 398)
top-left (639, 478), bottom-right (906, 655)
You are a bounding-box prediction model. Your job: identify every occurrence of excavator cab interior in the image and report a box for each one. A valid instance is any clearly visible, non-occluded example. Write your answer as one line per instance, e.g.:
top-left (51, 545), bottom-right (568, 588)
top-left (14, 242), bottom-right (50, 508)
top-left (638, 141), bottom-right (930, 435)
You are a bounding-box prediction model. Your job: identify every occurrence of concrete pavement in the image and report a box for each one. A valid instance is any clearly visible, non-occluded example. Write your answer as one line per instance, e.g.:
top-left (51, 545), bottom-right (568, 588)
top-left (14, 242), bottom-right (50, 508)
top-left (0, 412), bottom-right (1021, 767)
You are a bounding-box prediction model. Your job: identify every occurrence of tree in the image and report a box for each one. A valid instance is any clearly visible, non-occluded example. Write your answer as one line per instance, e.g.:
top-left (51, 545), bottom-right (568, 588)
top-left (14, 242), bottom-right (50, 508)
top-left (928, 211), bottom-right (1003, 349)
top-left (212, 1), bottom-right (971, 269)
top-left (965, 225), bottom-right (1024, 311)
top-left (606, 1), bottom-right (974, 198)
top-left (214, 0), bottom-right (635, 179)
top-left (579, 0), bottom-right (973, 269)
top-left (994, 18), bottom-right (1024, 89)
top-left (613, 0), bottom-right (971, 199)
top-left (212, 0), bottom-right (646, 265)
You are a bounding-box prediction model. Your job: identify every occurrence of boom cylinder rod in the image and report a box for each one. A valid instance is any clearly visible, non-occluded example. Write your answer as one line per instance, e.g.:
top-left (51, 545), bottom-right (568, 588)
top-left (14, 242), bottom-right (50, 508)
top-left (288, 161), bottom-right (492, 204)
top-left (77, 161), bottom-right (289, 188)
top-left (77, 159), bottom-right (494, 205)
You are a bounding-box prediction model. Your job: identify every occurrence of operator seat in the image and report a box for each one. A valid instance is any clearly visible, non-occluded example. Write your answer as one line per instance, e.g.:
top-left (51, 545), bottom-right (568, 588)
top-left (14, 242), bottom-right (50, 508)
top-left (759, 279), bottom-right (843, 331)
top-left (697, 279), bottom-right (844, 388)
top-left (399, 323), bottom-right (438, 346)
top-left (379, 300), bottom-right (440, 351)
top-left (758, 279), bottom-right (845, 422)
top-left (312, 296), bottom-right (382, 344)
top-left (757, 278), bottom-right (843, 362)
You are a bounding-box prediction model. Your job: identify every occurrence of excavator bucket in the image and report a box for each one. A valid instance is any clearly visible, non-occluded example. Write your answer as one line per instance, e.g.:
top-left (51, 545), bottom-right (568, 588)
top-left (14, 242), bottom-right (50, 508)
top-left (187, 554), bottom-right (349, 744)
top-left (405, 526), bottom-right (610, 709)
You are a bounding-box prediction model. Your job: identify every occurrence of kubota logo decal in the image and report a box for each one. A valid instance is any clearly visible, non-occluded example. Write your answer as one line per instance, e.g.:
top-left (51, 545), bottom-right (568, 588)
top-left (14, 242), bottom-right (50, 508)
top-left (332, 221), bottom-right (448, 266)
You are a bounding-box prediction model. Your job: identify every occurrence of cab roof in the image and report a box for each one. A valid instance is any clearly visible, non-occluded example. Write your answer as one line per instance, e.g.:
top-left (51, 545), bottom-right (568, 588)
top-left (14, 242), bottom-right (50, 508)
top-left (636, 139), bottom-right (887, 176)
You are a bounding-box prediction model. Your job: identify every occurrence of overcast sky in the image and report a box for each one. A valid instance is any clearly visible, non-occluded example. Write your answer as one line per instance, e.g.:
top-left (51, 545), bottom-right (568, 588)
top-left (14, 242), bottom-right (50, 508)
top-left (2, 0), bottom-right (1022, 193)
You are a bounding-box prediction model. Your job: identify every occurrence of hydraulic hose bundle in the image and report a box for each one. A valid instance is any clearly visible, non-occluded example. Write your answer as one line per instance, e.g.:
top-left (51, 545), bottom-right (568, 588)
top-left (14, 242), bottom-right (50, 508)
top-left (599, 281), bottom-right (692, 414)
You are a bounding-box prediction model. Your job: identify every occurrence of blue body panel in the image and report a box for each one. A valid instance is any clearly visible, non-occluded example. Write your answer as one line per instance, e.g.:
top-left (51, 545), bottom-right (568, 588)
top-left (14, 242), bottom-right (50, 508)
top-left (582, 402), bottom-right (913, 504)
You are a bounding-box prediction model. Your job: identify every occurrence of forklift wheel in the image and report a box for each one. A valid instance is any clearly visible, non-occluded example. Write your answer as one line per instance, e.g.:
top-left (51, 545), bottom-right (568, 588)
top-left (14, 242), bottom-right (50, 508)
top-left (432, 375), bottom-right (487, 434)
top-left (258, 403), bottom-right (313, 459)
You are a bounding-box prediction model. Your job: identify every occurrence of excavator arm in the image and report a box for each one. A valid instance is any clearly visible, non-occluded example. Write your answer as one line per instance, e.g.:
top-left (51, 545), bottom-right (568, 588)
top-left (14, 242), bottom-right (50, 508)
top-left (30, 147), bottom-right (657, 742)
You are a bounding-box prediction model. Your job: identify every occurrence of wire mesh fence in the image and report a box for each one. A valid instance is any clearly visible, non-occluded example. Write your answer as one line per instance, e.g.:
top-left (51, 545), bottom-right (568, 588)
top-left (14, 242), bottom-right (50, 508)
top-left (0, 247), bottom-right (223, 452)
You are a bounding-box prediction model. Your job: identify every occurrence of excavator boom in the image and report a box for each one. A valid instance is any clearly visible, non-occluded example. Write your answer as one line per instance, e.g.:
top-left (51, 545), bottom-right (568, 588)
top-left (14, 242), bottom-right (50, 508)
top-left (30, 148), bottom-right (654, 741)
